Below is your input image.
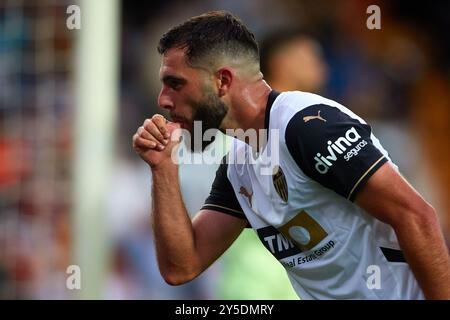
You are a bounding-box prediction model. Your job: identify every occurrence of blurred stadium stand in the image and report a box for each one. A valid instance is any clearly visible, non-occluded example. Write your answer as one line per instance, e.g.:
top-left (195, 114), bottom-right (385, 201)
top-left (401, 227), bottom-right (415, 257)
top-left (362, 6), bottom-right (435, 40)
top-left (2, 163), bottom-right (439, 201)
top-left (0, 0), bottom-right (74, 298)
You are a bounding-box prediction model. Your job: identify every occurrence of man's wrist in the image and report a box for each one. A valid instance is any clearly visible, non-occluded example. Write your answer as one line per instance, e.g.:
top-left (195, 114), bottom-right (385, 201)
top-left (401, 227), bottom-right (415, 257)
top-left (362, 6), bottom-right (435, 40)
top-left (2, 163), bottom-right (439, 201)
top-left (150, 158), bottom-right (178, 174)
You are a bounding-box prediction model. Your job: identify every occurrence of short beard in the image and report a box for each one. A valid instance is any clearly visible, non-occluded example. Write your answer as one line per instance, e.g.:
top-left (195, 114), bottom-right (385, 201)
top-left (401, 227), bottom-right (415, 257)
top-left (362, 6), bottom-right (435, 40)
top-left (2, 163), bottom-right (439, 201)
top-left (188, 90), bottom-right (228, 152)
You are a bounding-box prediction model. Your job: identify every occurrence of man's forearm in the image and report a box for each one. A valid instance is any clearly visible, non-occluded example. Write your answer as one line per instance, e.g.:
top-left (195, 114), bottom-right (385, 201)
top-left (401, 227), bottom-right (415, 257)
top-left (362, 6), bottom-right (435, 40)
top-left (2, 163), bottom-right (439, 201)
top-left (151, 162), bottom-right (200, 283)
top-left (394, 210), bottom-right (450, 299)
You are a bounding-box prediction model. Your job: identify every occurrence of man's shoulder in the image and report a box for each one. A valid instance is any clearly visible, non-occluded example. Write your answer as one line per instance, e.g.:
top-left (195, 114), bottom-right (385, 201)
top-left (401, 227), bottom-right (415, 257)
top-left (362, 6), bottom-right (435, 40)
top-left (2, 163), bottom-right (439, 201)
top-left (271, 91), bottom-right (367, 132)
top-left (274, 91), bottom-right (340, 111)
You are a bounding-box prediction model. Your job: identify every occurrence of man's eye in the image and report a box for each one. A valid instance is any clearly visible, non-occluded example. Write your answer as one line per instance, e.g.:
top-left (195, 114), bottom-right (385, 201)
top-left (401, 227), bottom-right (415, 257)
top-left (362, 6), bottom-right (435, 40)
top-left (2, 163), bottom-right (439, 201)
top-left (169, 82), bottom-right (182, 90)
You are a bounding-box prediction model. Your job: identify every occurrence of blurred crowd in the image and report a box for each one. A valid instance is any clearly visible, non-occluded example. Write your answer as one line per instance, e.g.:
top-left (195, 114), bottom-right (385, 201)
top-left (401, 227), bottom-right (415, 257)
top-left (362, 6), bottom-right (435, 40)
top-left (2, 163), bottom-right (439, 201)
top-left (0, 0), bottom-right (73, 298)
top-left (1, 0), bottom-right (449, 299)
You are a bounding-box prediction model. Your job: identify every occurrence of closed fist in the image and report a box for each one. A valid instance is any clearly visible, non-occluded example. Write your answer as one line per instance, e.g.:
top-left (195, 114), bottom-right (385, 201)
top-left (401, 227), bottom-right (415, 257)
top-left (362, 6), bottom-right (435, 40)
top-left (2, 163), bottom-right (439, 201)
top-left (132, 114), bottom-right (181, 168)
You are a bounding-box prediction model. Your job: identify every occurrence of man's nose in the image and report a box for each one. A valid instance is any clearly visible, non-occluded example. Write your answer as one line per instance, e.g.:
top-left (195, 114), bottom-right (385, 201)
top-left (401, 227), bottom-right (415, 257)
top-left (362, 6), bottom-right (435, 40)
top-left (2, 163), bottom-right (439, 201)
top-left (157, 88), bottom-right (174, 110)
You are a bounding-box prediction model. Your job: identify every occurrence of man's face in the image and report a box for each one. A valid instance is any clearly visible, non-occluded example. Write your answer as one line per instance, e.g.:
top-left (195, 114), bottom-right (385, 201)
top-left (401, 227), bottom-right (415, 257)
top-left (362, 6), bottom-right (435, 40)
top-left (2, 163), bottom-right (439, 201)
top-left (158, 48), bottom-right (228, 151)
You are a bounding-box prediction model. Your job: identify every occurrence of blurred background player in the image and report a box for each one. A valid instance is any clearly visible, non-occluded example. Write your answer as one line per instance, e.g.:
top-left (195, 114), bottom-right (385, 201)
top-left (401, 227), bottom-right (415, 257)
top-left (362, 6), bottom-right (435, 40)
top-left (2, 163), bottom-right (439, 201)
top-left (260, 30), bottom-right (328, 94)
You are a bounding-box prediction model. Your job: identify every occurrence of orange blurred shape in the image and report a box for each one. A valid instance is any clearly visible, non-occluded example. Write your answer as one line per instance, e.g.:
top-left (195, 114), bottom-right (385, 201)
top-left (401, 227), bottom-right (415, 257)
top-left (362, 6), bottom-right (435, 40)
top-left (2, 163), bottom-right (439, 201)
top-left (0, 139), bottom-right (31, 189)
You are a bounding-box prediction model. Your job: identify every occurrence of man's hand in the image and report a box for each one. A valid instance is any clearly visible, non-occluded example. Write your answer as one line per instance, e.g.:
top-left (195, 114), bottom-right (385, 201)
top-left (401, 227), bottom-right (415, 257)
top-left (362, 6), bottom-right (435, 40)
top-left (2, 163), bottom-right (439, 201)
top-left (132, 114), bottom-right (181, 168)
top-left (132, 114), bottom-right (245, 286)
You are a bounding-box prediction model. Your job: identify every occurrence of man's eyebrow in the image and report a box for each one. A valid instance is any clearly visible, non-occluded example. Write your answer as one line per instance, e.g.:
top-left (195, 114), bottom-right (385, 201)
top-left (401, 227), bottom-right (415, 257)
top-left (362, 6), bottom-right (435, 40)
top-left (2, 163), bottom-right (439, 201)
top-left (161, 75), bottom-right (186, 84)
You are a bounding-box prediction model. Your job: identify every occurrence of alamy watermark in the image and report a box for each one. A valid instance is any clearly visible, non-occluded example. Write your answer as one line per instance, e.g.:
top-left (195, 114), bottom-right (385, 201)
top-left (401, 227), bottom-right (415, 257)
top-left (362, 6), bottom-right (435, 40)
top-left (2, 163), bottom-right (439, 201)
top-left (66, 265), bottom-right (81, 290)
top-left (66, 5), bottom-right (81, 30)
top-left (366, 5), bottom-right (381, 30)
top-left (366, 264), bottom-right (381, 290)
top-left (65, 4), bottom-right (380, 31)
top-left (170, 121), bottom-right (280, 176)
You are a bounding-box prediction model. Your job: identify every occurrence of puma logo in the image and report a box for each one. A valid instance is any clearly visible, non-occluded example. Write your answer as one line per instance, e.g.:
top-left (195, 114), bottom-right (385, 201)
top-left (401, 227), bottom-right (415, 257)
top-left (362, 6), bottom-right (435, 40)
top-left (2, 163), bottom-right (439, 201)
top-left (239, 186), bottom-right (253, 207)
top-left (303, 110), bottom-right (326, 123)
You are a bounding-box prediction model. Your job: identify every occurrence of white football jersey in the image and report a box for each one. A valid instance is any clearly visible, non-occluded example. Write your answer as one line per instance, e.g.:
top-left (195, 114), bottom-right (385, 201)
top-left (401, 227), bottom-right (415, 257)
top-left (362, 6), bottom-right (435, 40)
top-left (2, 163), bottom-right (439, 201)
top-left (202, 91), bottom-right (424, 300)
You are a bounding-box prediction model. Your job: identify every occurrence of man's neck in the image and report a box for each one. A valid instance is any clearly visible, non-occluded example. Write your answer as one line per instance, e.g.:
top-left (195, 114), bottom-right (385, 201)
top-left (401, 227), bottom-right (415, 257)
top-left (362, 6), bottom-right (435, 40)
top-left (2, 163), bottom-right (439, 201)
top-left (250, 80), bottom-right (272, 131)
top-left (235, 79), bottom-right (273, 152)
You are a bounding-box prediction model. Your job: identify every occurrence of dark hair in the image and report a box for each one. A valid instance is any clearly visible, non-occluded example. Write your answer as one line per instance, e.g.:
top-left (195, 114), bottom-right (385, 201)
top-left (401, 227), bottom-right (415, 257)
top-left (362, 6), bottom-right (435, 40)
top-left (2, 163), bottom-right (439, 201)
top-left (158, 11), bottom-right (259, 68)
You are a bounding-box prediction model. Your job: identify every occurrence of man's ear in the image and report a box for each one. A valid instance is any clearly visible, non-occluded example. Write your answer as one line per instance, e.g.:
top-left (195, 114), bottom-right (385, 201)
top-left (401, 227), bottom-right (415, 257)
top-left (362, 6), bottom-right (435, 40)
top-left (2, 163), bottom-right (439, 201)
top-left (216, 68), bottom-right (233, 97)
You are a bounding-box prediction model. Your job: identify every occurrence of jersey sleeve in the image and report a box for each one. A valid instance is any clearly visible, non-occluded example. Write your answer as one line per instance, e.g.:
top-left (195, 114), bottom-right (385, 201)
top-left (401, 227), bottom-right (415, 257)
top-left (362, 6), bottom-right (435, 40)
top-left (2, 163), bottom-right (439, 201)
top-left (285, 104), bottom-right (388, 201)
top-left (201, 156), bottom-right (247, 221)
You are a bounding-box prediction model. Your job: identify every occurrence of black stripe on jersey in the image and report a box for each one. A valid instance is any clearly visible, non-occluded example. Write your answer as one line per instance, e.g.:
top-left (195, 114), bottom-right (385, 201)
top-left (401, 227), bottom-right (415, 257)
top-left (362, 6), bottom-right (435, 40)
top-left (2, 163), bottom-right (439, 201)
top-left (264, 90), bottom-right (281, 133)
top-left (380, 247), bottom-right (407, 263)
top-left (285, 104), bottom-right (387, 201)
top-left (201, 155), bottom-right (248, 221)
top-left (201, 204), bottom-right (245, 220)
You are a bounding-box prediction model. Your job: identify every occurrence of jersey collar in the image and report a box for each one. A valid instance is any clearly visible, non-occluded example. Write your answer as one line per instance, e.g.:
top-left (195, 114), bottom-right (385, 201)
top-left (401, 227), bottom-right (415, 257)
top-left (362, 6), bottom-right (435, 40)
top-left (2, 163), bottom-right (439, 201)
top-left (264, 90), bottom-right (281, 131)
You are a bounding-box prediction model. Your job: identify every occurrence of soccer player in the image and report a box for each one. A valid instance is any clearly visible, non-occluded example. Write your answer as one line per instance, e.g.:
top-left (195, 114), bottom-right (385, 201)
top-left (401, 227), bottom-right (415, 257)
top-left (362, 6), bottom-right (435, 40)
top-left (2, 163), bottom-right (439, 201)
top-left (132, 11), bottom-right (450, 299)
